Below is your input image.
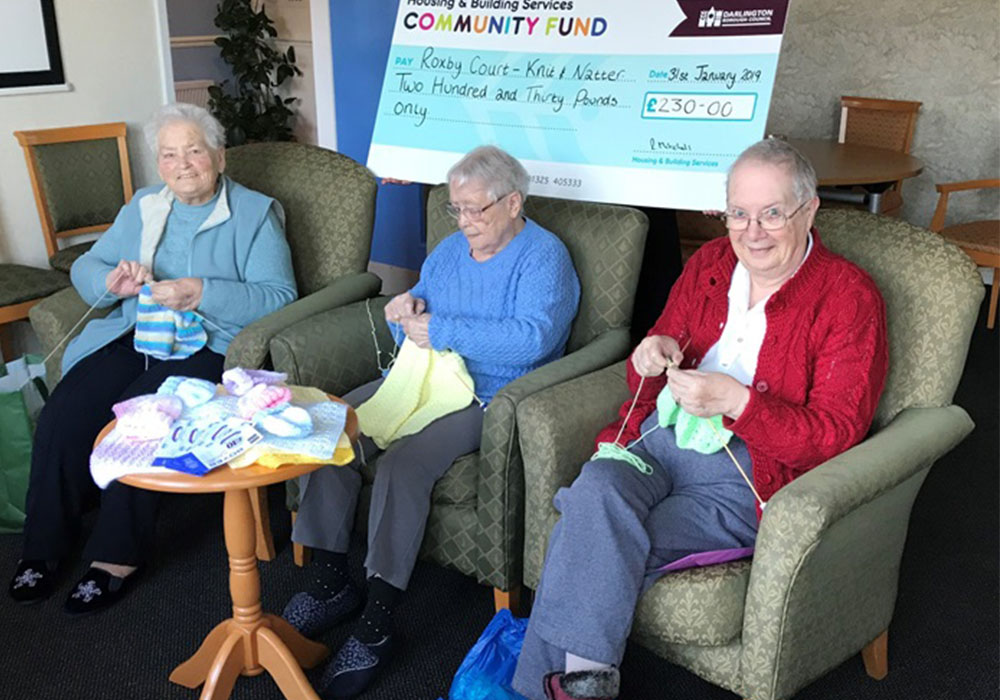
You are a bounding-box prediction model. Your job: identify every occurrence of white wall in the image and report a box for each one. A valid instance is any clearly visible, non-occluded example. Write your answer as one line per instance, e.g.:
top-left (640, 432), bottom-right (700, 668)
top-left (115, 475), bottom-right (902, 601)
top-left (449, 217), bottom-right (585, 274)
top-left (0, 0), bottom-right (170, 268)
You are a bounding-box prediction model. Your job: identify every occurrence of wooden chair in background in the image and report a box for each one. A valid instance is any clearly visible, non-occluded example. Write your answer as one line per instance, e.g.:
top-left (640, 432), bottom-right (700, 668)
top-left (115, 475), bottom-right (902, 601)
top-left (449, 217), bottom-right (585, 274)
top-left (14, 122), bottom-right (134, 273)
top-left (0, 123), bottom-right (128, 360)
top-left (836, 96), bottom-right (922, 216)
top-left (930, 179), bottom-right (1000, 329)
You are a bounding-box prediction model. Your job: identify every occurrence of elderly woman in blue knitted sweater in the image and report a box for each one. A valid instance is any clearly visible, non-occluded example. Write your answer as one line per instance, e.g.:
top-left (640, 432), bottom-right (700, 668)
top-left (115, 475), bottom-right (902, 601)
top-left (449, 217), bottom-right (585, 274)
top-left (284, 145), bottom-right (580, 698)
top-left (8, 103), bottom-right (297, 615)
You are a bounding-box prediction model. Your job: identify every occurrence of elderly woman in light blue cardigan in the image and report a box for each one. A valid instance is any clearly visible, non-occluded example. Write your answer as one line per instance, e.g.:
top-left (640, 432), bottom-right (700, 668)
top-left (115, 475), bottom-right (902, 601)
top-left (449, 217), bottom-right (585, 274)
top-left (8, 103), bottom-right (297, 615)
top-left (282, 145), bottom-right (581, 698)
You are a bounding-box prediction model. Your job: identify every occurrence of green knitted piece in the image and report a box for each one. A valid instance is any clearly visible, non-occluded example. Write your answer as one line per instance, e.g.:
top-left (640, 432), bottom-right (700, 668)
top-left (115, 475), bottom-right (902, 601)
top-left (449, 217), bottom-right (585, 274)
top-left (656, 388), bottom-right (732, 454)
top-left (592, 441), bottom-right (654, 475)
top-left (355, 338), bottom-right (475, 449)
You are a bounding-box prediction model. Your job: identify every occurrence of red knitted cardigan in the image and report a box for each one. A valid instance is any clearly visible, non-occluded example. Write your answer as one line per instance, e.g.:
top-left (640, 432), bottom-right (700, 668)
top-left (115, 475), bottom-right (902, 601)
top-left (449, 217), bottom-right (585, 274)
top-left (595, 229), bottom-right (889, 517)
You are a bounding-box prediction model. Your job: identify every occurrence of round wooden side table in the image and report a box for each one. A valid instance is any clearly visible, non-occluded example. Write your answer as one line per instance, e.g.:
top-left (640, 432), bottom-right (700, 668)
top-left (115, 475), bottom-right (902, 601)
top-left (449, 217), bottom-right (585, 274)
top-left (94, 398), bottom-right (358, 700)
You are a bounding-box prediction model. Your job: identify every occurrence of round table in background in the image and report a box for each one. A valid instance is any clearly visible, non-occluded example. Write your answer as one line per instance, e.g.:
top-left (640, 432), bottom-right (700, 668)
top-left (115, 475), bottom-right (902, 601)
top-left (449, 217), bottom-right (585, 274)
top-left (787, 138), bottom-right (924, 213)
top-left (94, 398), bottom-right (359, 700)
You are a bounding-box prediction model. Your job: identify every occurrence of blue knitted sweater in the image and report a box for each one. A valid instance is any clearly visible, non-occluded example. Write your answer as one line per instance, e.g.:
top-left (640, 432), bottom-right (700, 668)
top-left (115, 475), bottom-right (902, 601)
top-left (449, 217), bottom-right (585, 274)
top-left (392, 219), bottom-right (580, 403)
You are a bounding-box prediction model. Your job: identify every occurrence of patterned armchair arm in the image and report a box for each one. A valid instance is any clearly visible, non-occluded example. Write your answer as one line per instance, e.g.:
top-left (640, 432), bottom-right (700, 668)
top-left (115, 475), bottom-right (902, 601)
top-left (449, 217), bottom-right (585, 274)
top-left (740, 405), bottom-right (974, 700)
top-left (28, 287), bottom-right (113, 384)
top-left (269, 294), bottom-right (392, 397)
top-left (495, 356), bottom-right (632, 590)
top-left (225, 271), bottom-right (382, 371)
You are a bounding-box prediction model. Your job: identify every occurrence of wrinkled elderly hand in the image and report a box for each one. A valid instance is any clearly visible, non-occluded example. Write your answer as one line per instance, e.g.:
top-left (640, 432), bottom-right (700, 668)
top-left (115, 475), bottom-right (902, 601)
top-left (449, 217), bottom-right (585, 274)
top-left (149, 278), bottom-right (203, 311)
top-left (105, 260), bottom-right (151, 298)
top-left (384, 291), bottom-right (426, 323)
top-left (667, 368), bottom-right (750, 420)
top-left (400, 313), bottom-right (431, 349)
top-left (631, 335), bottom-right (684, 377)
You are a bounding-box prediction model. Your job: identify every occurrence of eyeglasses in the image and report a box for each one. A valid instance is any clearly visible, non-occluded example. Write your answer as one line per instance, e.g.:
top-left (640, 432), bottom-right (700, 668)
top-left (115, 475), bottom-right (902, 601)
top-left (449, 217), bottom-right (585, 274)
top-left (720, 199), bottom-right (810, 231)
top-left (446, 192), bottom-right (511, 221)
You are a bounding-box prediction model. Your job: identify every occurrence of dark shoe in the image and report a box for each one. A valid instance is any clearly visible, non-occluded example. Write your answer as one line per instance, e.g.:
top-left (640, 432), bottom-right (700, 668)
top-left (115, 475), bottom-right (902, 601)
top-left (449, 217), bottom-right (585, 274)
top-left (281, 580), bottom-right (363, 639)
top-left (320, 634), bottom-right (393, 699)
top-left (63, 567), bottom-right (139, 617)
top-left (8, 560), bottom-right (59, 605)
top-left (544, 667), bottom-right (620, 700)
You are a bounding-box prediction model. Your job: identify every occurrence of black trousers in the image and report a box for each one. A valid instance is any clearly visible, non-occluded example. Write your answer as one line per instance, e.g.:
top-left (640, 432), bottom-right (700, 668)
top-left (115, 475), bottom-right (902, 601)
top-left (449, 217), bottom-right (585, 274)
top-left (21, 334), bottom-right (225, 565)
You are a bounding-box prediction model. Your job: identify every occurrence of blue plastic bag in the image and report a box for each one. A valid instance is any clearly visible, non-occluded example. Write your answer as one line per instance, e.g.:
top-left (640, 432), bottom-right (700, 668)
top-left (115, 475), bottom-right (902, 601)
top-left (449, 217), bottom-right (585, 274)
top-left (445, 609), bottom-right (530, 700)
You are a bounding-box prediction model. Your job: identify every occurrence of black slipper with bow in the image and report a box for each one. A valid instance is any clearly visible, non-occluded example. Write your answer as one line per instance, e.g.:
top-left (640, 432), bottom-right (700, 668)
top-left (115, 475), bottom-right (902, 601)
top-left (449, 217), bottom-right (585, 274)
top-left (8, 559), bottom-right (60, 605)
top-left (63, 567), bottom-right (140, 617)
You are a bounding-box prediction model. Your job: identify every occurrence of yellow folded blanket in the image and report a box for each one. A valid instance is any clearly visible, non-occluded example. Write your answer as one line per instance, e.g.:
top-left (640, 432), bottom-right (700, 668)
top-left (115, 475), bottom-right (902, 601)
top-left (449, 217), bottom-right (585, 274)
top-left (355, 338), bottom-right (476, 449)
top-left (229, 430), bottom-right (355, 469)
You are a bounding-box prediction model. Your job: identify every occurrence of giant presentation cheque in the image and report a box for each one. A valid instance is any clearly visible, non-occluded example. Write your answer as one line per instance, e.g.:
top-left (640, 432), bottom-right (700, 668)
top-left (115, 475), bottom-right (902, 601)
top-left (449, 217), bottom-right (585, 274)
top-left (367, 0), bottom-right (790, 210)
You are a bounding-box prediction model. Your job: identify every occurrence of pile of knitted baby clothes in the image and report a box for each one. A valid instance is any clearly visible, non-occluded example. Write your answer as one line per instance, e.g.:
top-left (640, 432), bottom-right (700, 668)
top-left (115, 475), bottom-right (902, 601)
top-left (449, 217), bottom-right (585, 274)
top-left (221, 367), bottom-right (313, 439)
top-left (133, 285), bottom-right (208, 360)
top-left (226, 386), bottom-right (354, 469)
top-left (655, 387), bottom-right (733, 454)
top-left (156, 376), bottom-right (217, 409)
top-left (90, 394), bottom-right (188, 488)
top-left (355, 338), bottom-right (476, 449)
top-left (222, 367), bottom-right (287, 396)
top-left (228, 397), bottom-right (350, 470)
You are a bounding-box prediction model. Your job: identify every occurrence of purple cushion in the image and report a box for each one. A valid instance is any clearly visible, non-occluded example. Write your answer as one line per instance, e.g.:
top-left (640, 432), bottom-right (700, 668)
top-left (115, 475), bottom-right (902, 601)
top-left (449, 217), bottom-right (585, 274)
top-left (656, 547), bottom-right (755, 573)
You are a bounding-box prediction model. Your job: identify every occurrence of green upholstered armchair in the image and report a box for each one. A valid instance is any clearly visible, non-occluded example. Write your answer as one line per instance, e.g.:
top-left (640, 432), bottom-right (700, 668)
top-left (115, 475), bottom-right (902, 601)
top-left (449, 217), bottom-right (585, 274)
top-left (29, 142), bottom-right (381, 385)
top-left (517, 208), bottom-right (983, 700)
top-left (268, 185), bottom-right (648, 608)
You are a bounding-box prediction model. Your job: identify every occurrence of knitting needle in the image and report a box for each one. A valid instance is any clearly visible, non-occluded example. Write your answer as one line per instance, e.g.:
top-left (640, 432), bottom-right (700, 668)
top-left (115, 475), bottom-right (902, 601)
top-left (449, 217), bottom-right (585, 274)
top-left (40, 288), bottom-right (112, 367)
top-left (614, 336), bottom-right (692, 447)
top-left (706, 419), bottom-right (766, 509)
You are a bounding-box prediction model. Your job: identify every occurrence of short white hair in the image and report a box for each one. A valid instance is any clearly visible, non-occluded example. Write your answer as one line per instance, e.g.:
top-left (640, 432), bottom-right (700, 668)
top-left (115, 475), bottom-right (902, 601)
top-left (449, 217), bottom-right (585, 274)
top-left (728, 138), bottom-right (818, 203)
top-left (447, 145), bottom-right (530, 201)
top-left (144, 103), bottom-right (226, 153)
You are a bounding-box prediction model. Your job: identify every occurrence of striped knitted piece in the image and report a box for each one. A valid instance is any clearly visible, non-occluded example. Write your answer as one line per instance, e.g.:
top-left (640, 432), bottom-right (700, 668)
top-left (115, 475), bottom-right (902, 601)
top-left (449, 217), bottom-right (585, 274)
top-left (133, 284), bottom-right (207, 360)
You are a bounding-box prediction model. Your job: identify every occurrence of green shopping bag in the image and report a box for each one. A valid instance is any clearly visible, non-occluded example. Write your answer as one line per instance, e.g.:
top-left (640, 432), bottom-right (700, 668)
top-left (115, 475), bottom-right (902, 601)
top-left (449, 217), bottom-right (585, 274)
top-left (0, 354), bottom-right (48, 533)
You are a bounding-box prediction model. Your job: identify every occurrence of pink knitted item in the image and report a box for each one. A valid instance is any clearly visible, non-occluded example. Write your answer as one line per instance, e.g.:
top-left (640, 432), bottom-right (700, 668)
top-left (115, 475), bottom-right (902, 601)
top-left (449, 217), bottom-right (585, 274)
top-left (112, 395), bottom-right (184, 440)
top-left (237, 383), bottom-right (292, 418)
top-left (222, 368), bottom-right (288, 397)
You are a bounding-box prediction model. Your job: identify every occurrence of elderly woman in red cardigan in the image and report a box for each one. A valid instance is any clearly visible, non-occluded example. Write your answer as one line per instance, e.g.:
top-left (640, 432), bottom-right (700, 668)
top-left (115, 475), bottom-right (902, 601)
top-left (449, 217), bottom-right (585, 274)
top-left (512, 138), bottom-right (889, 700)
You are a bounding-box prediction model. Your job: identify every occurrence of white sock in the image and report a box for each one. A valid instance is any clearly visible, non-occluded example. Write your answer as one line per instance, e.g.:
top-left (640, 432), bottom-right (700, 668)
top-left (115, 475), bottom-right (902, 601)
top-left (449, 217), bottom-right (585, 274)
top-left (565, 652), bottom-right (612, 674)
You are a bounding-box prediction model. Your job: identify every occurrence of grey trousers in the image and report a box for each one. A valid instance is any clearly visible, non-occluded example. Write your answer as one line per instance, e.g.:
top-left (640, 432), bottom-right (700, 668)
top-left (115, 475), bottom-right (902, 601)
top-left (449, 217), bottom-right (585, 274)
top-left (511, 410), bottom-right (759, 700)
top-left (291, 378), bottom-right (484, 590)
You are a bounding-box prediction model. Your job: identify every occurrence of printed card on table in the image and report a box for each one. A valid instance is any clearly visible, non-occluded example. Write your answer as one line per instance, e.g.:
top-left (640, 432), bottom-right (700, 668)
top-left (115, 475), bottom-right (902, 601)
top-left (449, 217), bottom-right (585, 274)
top-left (368, 0), bottom-right (790, 210)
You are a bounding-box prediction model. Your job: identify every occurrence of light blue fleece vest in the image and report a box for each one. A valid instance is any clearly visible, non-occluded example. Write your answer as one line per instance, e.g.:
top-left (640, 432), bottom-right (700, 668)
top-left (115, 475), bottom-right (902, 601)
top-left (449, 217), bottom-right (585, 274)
top-left (62, 176), bottom-right (280, 375)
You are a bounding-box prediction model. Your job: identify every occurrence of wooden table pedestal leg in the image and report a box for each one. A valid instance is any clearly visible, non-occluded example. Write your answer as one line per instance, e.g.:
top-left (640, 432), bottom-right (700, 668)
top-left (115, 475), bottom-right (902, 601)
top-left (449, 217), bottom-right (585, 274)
top-left (168, 488), bottom-right (328, 700)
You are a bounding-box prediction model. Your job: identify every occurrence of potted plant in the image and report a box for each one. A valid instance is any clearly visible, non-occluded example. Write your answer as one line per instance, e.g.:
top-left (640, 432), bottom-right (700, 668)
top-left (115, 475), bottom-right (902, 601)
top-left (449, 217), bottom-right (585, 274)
top-left (208, 0), bottom-right (302, 146)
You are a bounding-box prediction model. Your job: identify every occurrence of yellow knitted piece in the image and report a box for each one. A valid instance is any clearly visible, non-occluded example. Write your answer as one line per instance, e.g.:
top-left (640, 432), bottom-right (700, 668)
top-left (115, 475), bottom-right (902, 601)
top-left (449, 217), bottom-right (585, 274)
top-left (229, 430), bottom-right (355, 469)
top-left (355, 338), bottom-right (476, 449)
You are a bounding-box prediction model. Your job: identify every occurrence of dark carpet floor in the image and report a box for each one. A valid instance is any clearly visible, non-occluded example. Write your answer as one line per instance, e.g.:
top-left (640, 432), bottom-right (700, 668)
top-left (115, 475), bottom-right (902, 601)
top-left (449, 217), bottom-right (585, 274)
top-left (1, 296), bottom-right (996, 700)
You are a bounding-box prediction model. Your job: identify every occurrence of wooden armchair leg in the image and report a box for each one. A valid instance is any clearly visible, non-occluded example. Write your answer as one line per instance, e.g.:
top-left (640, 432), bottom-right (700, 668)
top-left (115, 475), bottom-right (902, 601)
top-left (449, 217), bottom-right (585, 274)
top-left (249, 486), bottom-right (276, 561)
top-left (494, 586), bottom-right (529, 617)
top-left (862, 629), bottom-right (889, 680)
top-left (290, 511), bottom-right (311, 567)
